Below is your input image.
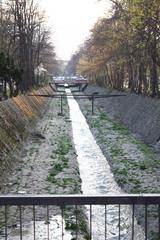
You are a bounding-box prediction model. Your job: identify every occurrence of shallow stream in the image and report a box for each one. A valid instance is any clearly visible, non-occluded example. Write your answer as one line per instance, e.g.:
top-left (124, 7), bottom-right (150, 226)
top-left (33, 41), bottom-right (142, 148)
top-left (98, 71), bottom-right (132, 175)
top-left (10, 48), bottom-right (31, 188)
top-left (66, 89), bottom-right (145, 240)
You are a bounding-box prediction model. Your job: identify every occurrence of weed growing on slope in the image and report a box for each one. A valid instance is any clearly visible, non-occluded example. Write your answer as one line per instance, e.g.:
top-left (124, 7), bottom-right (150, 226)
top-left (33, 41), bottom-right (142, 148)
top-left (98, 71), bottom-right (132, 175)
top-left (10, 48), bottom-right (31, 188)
top-left (47, 134), bottom-right (71, 183)
top-left (55, 135), bottom-right (72, 155)
top-left (131, 138), bottom-right (153, 157)
top-left (64, 206), bottom-right (89, 240)
top-left (99, 112), bottom-right (109, 121)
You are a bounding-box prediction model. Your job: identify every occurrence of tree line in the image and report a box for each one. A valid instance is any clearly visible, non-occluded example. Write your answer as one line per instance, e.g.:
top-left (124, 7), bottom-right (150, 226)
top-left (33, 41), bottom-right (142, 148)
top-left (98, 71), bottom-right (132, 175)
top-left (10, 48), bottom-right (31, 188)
top-left (0, 0), bottom-right (58, 99)
top-left (66, 0), bottom-right (160, 97)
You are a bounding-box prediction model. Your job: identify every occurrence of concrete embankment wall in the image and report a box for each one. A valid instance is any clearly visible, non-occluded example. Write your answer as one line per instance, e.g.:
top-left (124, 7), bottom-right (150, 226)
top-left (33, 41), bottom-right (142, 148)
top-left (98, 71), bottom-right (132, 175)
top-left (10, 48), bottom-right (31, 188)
top-left (0, 87), bottom-right (53, 173)
top-left (85, 85), bottom-right (160, 150)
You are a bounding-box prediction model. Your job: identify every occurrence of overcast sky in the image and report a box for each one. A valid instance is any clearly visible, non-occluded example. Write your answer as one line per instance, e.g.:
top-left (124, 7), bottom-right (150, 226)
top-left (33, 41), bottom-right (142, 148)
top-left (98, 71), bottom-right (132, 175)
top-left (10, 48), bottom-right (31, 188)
top-left (40, 0), bottom-right (111, 60)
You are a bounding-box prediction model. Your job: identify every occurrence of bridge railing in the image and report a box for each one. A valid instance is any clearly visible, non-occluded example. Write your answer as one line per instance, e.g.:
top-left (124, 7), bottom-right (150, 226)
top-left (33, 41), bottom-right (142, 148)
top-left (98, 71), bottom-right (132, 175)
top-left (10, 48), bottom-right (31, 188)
top-left (0, 194), bottom-right (159, 239)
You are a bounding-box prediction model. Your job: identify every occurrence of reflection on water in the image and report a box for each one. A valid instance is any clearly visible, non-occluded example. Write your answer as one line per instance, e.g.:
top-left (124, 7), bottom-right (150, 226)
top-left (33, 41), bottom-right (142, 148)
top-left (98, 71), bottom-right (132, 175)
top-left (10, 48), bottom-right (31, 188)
top-left (66, 89), bottom-right (144, 240)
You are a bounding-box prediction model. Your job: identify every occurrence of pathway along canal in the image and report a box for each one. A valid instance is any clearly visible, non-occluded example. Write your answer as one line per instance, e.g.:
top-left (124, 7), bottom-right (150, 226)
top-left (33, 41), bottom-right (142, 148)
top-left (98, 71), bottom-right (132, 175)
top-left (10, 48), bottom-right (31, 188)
top-left (66, 89), bottom-right (144, 240)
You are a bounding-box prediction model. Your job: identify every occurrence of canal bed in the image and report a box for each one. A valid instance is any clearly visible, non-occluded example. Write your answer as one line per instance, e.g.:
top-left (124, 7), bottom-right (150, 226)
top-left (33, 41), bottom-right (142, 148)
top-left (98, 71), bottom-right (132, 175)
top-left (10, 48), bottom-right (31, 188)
top-left (66, 89), bottom-right (144, 240)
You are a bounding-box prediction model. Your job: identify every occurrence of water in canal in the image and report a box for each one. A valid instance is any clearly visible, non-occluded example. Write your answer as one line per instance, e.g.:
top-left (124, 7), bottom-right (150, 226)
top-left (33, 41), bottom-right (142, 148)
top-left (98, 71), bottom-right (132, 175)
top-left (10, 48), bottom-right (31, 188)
top-left (7, 216), bottom-right (71, 240)
top-left (66, 89), bottom-right (145, 240)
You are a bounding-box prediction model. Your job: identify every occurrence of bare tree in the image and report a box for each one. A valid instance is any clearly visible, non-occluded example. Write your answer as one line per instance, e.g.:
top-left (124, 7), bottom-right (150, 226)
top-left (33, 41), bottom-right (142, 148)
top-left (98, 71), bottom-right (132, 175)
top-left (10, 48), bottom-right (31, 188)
top-left (0, 0), bottom-right (58, 98)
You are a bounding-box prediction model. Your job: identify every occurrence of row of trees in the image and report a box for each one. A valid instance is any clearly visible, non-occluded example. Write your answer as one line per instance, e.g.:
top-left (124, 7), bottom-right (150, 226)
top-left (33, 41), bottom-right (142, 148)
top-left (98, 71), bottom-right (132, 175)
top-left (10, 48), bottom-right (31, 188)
top-left (67, 0), bottom-right (160, 97)
top-left (0, 0), bottom-right (58, 99)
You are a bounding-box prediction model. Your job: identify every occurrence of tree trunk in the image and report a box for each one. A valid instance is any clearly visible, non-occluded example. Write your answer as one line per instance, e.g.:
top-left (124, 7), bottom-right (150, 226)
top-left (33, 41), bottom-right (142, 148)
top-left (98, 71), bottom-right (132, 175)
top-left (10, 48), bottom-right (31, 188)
top-left (150, 57), bottom-right (159, 97)
top-left (3, 79), bottom-right (7, 99)
top-left (8, 79), bottom-right (13, 98)
top-left (128, 62), bottom-right (134, 91)
top-left (138, 63), bottom-right (143, 94)
top-left (149, 40), bottom-right (159, 97)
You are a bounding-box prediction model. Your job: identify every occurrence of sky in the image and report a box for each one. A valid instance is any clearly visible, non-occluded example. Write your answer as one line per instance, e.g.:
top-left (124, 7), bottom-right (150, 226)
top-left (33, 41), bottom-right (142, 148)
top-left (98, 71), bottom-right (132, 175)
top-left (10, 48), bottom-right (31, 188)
top-left (40, 0), bottom-right (111, 60)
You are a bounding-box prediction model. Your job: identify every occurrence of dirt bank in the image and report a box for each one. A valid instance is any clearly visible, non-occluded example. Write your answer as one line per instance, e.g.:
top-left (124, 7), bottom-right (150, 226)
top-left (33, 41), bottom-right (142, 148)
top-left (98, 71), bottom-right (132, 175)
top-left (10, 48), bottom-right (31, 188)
top-left (0, 87), bottom-right (53, 178)
top-left (84, 85), bottom-right (160, 151)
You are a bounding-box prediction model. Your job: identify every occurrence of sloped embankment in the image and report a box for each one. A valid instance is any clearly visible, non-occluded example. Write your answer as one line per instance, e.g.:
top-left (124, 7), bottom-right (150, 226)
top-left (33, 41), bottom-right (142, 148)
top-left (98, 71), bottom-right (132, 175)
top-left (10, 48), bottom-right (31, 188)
top-left (84, 85), bottom-right (160, 150)
top-left (0, 87), bottom-right (52, 175)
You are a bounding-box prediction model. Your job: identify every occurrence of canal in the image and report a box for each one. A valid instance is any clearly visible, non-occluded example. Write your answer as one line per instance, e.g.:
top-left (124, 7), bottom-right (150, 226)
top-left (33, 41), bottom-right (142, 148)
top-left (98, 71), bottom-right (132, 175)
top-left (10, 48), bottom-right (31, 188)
top-left (2, 88), bottom-right (145, 239)
top-left (67, 89), bottom-right (144, 240)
